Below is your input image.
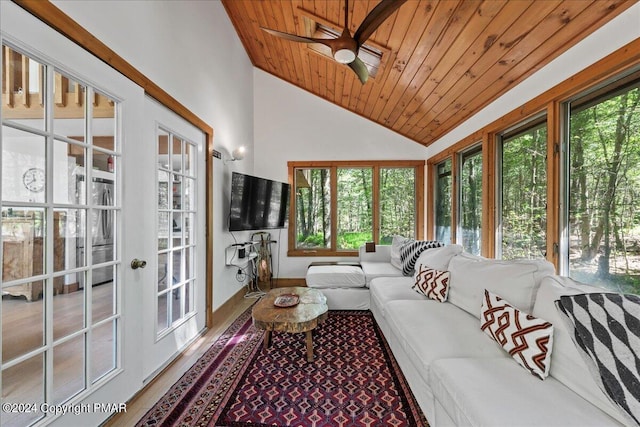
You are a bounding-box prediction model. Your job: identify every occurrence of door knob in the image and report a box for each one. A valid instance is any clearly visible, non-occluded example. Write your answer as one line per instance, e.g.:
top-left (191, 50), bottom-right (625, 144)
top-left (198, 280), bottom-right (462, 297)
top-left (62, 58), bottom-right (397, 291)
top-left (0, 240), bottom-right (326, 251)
top-left (131, 258), bottom-right (147, 269)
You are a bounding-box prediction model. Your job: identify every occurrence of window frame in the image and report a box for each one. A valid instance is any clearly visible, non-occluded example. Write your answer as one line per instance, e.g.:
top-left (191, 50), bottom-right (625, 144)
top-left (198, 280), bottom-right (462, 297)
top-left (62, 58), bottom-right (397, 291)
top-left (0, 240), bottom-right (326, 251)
top-left (559, 70), bottom-right (640, 282)
top-left (287, 160), bottom-right (425, 257)
top-left (425, 39), bottom-right (640, 280)
top-left (495, 115), bottom-right (548, 260)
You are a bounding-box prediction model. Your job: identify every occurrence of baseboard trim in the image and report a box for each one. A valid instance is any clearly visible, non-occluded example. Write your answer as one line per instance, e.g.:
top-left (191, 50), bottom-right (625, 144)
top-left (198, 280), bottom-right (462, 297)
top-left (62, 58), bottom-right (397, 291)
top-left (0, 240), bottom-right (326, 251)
top-left (210, 286), bottom-right (250, 328)
top-left (270, 278), bottom-right (306, 288)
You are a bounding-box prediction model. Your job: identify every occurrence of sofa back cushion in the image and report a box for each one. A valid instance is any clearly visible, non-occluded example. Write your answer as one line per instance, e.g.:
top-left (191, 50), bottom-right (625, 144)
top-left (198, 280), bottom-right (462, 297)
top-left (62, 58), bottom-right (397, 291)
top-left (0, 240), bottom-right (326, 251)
top-left (414, 244), bottom-right (463, 272)
top-left (448, 253), bottom-right (555, 318)
top-left (390, 236), bottom-right (411, 269)
top-left (359, 244), bottom-right (392, 263)
top-left (532, 276), bottom-right (628, 425)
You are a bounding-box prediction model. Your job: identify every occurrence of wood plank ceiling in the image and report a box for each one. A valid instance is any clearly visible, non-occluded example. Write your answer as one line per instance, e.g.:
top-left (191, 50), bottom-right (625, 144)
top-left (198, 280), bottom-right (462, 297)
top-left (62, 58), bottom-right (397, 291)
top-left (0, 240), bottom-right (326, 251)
top-left (221, 0), bottom-right (636, 147)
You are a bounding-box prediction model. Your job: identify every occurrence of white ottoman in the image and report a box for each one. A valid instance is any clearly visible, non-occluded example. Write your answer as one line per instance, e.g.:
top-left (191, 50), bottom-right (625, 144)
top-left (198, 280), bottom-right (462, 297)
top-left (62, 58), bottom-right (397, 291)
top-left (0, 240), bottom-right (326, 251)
top-left (305, 263), bottom-right (369, 310)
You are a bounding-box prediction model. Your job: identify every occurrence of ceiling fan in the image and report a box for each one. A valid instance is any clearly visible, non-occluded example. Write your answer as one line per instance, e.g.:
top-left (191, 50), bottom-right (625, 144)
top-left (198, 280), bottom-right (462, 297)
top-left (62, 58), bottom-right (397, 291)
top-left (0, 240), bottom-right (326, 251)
top-left (261, 0), bottom-right (407, 84)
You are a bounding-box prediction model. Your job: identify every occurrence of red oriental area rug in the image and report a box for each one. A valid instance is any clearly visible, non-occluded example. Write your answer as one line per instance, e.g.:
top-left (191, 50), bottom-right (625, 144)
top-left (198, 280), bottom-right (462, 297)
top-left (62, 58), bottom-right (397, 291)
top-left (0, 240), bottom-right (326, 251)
top-left (136, 308), bottom-right (428, 427)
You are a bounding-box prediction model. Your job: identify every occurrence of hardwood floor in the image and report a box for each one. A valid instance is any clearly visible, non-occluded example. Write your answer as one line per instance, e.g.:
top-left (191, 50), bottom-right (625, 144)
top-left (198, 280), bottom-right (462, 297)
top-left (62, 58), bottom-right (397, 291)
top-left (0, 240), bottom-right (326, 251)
top-left (2, 283), bottom-right (117, 427)
top-left (2, 280), bottom-right (256, 426)
top-left (102, 297), bottom-right (254, 426)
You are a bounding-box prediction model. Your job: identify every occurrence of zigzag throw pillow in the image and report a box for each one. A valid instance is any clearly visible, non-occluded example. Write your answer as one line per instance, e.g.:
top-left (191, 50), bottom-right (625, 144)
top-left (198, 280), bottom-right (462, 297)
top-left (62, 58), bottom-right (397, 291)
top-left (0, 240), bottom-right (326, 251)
top-left (556, 293), bottom-right (640, 426)
top-left (481, 289), bottom-right (554, 380)
top-left (399, 240), bottom-right (443, 276)
top-left (413, 265), bottom-right (450, 302)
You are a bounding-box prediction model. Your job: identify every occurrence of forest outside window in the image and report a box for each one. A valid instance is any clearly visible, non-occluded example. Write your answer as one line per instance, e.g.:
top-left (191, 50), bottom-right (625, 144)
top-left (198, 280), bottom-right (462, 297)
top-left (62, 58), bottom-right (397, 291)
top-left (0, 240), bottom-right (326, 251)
top-left (564, 73), bottom-right (640, 294)
top-left (459, 146), bottom-right (483, 255)
top-left (289, 161), bottom-right (424, 256)
top-left (498, 118), bottom-right (548, 260)
top-left (434, 159), bottom-right (452, 245)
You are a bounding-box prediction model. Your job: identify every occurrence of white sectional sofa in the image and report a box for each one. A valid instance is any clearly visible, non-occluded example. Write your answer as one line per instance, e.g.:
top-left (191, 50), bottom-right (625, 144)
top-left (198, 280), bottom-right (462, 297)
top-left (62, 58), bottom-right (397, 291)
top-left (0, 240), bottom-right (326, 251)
top-left (305, 245), bottom-right (405, 310)
top-left (354, 244), bottom-right (631, 426)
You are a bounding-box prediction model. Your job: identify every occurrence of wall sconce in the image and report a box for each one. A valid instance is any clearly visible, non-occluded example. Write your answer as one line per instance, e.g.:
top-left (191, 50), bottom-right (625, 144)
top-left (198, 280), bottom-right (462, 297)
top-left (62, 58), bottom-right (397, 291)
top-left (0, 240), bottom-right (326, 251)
top-left (225, 146), bottom-right (246, 164)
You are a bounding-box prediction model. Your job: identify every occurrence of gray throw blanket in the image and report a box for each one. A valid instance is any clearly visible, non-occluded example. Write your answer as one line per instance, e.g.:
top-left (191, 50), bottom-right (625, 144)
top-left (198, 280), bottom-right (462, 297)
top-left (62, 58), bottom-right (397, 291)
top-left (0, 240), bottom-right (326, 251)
top-left (555, 293), bottom-right (640, 426)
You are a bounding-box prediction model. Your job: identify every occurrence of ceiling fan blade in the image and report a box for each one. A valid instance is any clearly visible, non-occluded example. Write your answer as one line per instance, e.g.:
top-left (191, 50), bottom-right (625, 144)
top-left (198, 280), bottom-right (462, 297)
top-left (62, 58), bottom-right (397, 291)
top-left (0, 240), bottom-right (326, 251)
top-left (348, 57), bottom-right (369, 84)
top-left (353, 0), bottom-right (407, 45)
top-left (261, 27), bottom-right (342, 51)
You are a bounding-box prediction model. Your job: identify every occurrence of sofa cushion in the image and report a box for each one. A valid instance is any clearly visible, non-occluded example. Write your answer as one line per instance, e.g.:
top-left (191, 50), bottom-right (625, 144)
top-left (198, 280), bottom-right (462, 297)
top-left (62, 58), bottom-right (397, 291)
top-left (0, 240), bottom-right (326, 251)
top-left (305, 264), bottom-right (365, 288)
top-left (369, 277), bottom-right (424, 318)
top-left (413, 265), bottom-right (450, 302)
top-left (430, 358), bottom-right (624, 426)
top-left (390, 235), bottom-right (411, 270)
top-left (384, 300), bottom-right (507, 383)
top-left (532, 276), bottom-right (630, 425)
top-left (481, 290), bottom-right (554, 379)
top-left (448, 253), bottom-right (555, 318)
top-left (414, 244), bottom-right (463, 272)
top-left (399, 240), bottom-right (444, 276)
top-left (360, 261), bottom-right (403, 286)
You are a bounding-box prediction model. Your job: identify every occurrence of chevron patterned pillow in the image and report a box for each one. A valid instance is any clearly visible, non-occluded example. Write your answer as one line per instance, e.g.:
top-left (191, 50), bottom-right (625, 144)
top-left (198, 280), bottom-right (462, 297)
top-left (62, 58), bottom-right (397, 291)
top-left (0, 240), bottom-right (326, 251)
top-left (481, 289), bottom-right (554, 380)
top-left (399, 240), bottom-right (444, 276)
top-left (413, 265), bottom-right (450, 302)
top-left (556, 293), bottom-right (640, 426)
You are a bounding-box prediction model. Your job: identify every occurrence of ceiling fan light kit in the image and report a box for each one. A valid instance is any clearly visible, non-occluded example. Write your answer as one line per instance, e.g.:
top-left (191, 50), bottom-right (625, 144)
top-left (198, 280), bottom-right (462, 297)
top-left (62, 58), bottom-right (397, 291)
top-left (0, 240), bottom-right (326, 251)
top-left (334, 49), bottom-right (356, 64)
top-left (261, 0), bottom-right (407, 84)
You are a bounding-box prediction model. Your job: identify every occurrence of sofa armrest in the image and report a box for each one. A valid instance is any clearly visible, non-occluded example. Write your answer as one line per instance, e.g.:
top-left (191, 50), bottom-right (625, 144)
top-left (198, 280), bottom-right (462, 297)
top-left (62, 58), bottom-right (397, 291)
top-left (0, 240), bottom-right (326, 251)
top-left (359, 244), bottom-right (392, 262)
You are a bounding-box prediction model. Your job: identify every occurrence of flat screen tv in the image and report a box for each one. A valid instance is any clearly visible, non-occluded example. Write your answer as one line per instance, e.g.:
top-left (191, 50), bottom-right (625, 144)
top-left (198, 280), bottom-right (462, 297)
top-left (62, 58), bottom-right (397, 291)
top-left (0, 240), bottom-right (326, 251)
top-left (229, 172), bottom-right (291, 231)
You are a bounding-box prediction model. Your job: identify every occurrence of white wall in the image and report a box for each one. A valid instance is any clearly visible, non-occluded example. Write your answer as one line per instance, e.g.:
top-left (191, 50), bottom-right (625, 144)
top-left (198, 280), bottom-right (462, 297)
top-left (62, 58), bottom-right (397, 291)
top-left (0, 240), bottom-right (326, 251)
top-left (253, 70), bottom-right (428, 278)
top-left (51, 0), bottom-right (256, 309)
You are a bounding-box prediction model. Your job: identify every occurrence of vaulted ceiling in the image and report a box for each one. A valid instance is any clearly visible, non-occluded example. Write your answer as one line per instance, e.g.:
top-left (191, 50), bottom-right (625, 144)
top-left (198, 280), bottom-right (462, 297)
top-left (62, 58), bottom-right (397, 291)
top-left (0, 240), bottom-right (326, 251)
top-left (221, 0), bottom-right (635, 147)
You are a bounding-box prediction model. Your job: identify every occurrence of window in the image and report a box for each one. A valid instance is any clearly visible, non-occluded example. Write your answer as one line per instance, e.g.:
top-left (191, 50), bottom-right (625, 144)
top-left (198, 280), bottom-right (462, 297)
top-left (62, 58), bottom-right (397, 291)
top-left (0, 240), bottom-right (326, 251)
top-left (424, 44), bottom-right (639, 296)
top-left (434, 159), bottom-right (452, 245)
top-left (337, 168), bottom-right (373, 249)
top-left (564, 75), bottom-right (640, 294)
top-left (498, 120), bottom-right (548, 260)
top-left (459, 146), bottom-right (483, 255)
top-left (294, 168), bottom-right (331, 250)
top-left (289, 161), bottom-right (424, 255)
top-left (379, 167), bottom-right (417, 244)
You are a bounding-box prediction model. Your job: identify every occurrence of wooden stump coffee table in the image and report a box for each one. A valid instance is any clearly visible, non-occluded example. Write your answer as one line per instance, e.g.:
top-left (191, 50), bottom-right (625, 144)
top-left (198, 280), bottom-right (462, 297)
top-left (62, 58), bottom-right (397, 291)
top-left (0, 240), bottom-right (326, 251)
top-left (252, 287), bottom-right (328, 362)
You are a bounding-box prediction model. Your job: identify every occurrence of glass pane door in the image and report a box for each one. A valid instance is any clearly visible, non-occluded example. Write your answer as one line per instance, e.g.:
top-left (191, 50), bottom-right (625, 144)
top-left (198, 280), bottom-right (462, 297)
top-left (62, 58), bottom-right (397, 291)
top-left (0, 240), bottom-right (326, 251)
top-left (156, 128), bottom-right (197, 336)
top-left (1, 45), bottom-right (120, 427)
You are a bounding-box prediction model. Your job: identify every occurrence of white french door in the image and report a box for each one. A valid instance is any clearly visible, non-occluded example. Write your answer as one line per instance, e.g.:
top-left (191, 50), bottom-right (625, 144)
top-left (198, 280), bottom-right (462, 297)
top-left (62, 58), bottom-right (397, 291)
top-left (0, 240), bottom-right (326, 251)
top-left (0, 3), bottom-right (148, 426)
top-left (142, 97), bottom-right (206, 382)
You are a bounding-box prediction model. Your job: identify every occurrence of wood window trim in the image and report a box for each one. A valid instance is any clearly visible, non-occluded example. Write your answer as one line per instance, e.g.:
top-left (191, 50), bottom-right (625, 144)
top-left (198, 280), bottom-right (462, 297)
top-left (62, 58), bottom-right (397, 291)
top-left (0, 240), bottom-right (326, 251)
top-left (426, 38), bottom-right (640, 270)
top-left (13, 0), bottom-right (217, 328)
top-left (287, 160), bottom-right (425, 257)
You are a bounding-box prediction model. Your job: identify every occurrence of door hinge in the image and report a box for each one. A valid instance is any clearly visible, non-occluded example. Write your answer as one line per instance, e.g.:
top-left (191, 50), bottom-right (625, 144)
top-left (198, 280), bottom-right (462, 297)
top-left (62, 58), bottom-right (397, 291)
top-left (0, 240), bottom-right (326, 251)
top-left (553, 242), bottom-right (559, 255)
